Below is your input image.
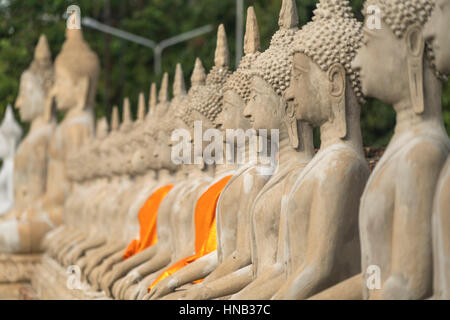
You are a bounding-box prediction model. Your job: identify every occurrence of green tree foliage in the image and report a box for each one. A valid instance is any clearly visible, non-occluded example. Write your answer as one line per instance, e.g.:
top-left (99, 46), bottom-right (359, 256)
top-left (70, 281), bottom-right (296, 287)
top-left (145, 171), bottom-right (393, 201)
top-left (0, 0), bottom-right (448, 146)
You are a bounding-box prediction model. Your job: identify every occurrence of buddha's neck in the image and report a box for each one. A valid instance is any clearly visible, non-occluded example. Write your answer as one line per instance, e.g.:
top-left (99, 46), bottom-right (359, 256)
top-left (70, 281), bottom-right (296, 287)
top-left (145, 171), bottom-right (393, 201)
top-left (29, 115), bottom-right (48, 132)
top-left (394, 65), bottom-right (445, 137)
top-left (276, 126), bottom-right (312, 167)
top-left (216, 141), bottom-right (237, 177)
top-left (320, 101), bottom-right (363, 154)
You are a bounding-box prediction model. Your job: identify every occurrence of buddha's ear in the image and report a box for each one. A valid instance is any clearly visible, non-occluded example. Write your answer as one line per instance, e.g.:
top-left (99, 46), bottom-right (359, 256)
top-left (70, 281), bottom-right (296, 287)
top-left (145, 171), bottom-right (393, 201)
top-left (283, 99), bottom-right (299, 149)
top-left (405, 24), bottom-right (425, 114)
top-left (328, 63), bottom-right (347, 139)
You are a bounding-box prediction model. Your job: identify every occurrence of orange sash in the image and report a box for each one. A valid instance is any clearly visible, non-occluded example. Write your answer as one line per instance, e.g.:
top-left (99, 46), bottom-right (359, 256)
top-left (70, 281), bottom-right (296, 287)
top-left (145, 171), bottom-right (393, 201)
top-left (149, 175), bottom-right (232, 291)
top-left (123, 184), bottom-right (174, 260)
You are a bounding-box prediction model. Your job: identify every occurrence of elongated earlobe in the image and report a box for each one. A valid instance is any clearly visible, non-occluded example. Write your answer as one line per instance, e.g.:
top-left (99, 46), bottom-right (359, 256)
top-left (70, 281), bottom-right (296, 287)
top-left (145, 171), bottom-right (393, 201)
top-left (284, 99), bottom-right (299, 149)
top-left (405, 24), bottom-right (425, 115)
top-left (328, 64), bottom-right (347, 139)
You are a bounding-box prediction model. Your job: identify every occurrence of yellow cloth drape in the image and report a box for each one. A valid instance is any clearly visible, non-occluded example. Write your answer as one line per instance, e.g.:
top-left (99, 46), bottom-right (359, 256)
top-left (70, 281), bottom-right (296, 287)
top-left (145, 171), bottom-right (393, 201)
top-left (123, 184), bottom-right (174, 260)
top-left (149, 175), bottom-right (232, 291)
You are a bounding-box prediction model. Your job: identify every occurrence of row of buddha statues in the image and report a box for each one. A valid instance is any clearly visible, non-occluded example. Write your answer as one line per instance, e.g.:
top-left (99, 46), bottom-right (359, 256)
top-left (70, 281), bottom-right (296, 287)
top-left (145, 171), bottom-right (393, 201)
top-left (0, 0), bottom-right (449, 300)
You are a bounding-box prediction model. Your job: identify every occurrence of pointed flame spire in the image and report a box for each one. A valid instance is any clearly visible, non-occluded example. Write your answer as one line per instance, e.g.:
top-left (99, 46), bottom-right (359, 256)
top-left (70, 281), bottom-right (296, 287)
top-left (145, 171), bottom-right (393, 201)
top-left (111, 106), bottom-right (119, 131)
top-left (122, 97), bottom-right (132, 124)
top-left (278, 0), bottom-right (299, 29)
top-left (34, 34), bottom-right (52, 65)
top-left (173, 63), bottom-right (186, 97)
top-left (214, 24), bottom-right (230, 68)
top-left (148, 83), bottom-right (157, 114)
top-left (96, 117), bottom-right (109, 139)
top-left (158, 73), bottom-right (169, 103)
top-left (137, 92), bottom-right (146, 121)
top-left (191, 58), bottom-right (206, 87)
top-left (244, 7), bottom-right (261, 55)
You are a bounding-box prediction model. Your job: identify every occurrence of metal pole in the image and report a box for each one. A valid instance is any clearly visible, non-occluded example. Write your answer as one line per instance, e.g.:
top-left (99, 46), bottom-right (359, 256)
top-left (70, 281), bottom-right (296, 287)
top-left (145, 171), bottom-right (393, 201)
top-left (236, 0), bottom-right (244, 67)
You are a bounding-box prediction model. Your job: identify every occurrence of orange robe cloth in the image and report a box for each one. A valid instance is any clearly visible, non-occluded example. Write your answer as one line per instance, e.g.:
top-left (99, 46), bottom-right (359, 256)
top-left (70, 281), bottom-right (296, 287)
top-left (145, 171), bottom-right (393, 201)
top-left (149, 175), bottom-right (232, 291)
top-left (123, 184), bottom-right (174, 260)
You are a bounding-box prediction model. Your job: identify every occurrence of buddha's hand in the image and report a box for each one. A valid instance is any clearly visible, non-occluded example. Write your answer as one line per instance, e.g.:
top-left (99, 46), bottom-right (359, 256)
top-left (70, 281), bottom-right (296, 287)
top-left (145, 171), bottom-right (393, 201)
top-left (179, 285), bottom-right (209, 300)
top-left (270, 284), bottom-right (290, 300)
top-left (148, 275), bottom-right (178, 300)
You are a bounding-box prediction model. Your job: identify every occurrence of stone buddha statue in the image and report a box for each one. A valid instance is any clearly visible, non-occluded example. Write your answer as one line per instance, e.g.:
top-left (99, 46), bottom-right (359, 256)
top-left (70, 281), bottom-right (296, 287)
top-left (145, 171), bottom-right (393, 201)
top-left (424, 0), bottom-right (450, 300)
top-left (356, 0), bottom-right (449, 300)
top-left (0, 105), bottom-right (22, 218)
top-left (314, 0), bottom-right (449, 300)
top-left (108, 26), bottom-right (234, 300)
top-left (96, 61), bottom-right (206, 297)
top-left (148, 6), bottom-right (272, 300)
top-left (168, 0), bottom-right (315, 301)
top-left (44, 111), bottom-right (117, 257)
top-left (22, 27), bottom-right (99, 254)
top-left (59, 99), bottom-right (138, 267)
top-left (269, 0), bottom-right (369, 300)
top-left (1, 35), bottom-right (55, 220)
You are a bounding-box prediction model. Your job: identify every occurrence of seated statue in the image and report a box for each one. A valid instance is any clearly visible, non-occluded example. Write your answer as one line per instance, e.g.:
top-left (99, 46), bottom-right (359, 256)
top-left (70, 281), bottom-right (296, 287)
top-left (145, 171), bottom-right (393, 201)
top-left (424, 0), bottom-right (450, 300)
top-left (147, 6), bottom-right (273, 300)
top-left (269, 0), bottom-right (369, 300)
top-left (0, 105), bottom-right (22, 217)
top-left (314, 0), bottom-right (449, 300)
top-left (106, 26), bottom-right (236, 300)
top-left (1, 35), bottom-right (54, 221)
top-left (15, 27), bottom-right (99, 255)
top-left (165, 0), bottom-right (314, 301)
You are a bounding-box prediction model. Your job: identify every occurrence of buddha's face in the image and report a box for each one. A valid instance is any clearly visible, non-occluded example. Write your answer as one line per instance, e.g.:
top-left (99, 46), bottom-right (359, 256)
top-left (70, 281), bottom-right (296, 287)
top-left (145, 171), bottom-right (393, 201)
top-left (15, 71), bottom-right (45, 121)
top-left (244, 76), bottom-right (283, 132)
top-left (352, 21), bottom-right (410, 105)
top-left (287, 53), bottom-right (335, 127)
top-left (52, 66), bottom-right (80, 111)
top-left (216, 90), bottom-right (250, 143)
top-left (155, 130), bottom-right (178, 171)
top-left (424, 0), bottom-right (450, 75)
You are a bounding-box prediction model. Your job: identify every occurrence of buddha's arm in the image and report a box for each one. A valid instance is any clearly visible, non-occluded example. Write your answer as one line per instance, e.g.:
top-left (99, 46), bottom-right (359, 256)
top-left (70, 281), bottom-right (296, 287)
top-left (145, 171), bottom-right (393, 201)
top-left (203, 249), bottom-right (251, 284)
top-left (382, 145), bottom-right (446, 300)
top-left (148, 251), bottom-right (218, 300)
top-left (100, 245), bottom-right (160, 294)
top-left (186, 265), bottom-right (253, 300)
top-left (105, 245), bottom-right (158, 282)
top-left (272, 170), bottom-right (355, 300)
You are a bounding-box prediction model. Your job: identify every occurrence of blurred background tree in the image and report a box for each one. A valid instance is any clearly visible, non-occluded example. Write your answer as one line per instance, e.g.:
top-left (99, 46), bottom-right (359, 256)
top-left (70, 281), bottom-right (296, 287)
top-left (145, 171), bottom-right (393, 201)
top-left (0, 0), bottom-right (448, 147)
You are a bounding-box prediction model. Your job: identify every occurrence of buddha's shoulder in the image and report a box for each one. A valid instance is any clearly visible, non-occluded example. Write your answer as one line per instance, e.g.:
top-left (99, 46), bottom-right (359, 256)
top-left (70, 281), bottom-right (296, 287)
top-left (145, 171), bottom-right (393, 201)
top-left (400, 136), bottom-right (449, 167)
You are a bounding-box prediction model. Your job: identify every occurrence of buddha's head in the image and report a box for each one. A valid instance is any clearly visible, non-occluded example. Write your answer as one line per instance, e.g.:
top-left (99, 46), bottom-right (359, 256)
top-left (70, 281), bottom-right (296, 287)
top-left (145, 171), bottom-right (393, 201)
top-left (353, 0), bottom-right (437, 114)
top-left (15, 35), bottom-right (53, 122)
top-left (0, 105), bottom-right (22, 154)
top-left (52, 28), bottom-right (100, 112)
top-left (286, 0), bottom-right (363, 140)
top-left (244, 0), bottom-right (300, 146)
top-left (217, 6), bottom-right (260, 139)
top-left (424, 0), bottom-right (450, 75)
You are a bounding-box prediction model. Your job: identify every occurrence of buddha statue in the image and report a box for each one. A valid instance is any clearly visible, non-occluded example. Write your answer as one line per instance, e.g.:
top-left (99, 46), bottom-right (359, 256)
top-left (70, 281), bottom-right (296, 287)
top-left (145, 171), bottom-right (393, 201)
top-left (43, 110), bottom-right (118, 257)
top-left (269, 0), bottom-right (369, 300)
top-left (0, 105), bottom-right (22, 218)
top-left (356, 0), bottom-right (450, 300)
top-left (83, 73), bottom-right (184, 287)
top-left (1, 35), bottom-right (54, 221)
top-left (314, 0), bottom-right (449, 300)
top-left (19, 27), bottom-right (99, 254)
top-left (59, 99), bottom-right (137, 267)
top-left (424, 0), bottom-right (450, 300)
top-left (148, 6), bottom-right (272, 300)
top-left (95, 63), bottom-right (203, 297)
top-left (107, 26), bottom-right (234, 300)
